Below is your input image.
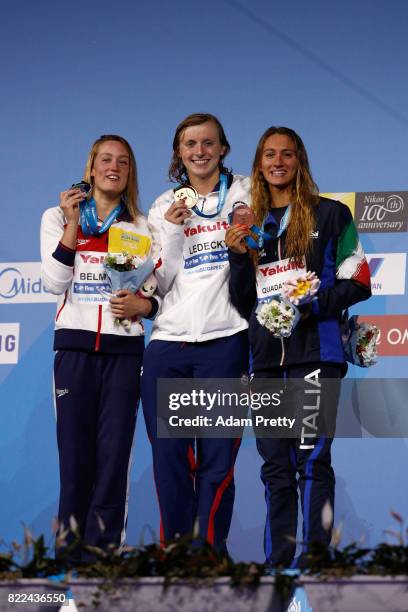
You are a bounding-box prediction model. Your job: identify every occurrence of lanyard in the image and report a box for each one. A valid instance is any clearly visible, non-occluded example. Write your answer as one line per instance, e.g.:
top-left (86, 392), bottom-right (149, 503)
top-left (79, 197), bottom-right (124, 236)
top-left (275, 204), bottom-right (291, 238)
top-left (257, 204), bottom-right (291, 247)
top-left (192, 173), bottom-right (228, 219)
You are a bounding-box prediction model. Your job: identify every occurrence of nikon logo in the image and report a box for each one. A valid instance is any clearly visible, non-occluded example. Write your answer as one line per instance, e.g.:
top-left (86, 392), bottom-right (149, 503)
top-left (355, 192), bottom-right (408, 233)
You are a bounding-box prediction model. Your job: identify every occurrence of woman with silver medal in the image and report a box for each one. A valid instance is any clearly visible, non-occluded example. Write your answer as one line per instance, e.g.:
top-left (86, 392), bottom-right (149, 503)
top-left (226, 127), bottom-right (371, 568)
top-left (142, 113), bottom-right (250, 553)
top-left (40, 135), bottom-right (158, 561)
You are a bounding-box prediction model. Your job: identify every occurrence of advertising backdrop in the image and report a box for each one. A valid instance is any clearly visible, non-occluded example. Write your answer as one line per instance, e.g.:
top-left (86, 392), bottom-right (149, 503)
top-left (1, 0), bottom-right (408, 562)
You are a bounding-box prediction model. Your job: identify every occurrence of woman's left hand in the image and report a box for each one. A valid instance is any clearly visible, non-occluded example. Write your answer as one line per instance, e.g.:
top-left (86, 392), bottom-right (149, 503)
top-left (110, 290), bottom-right (152, 318)
top-left (225, 225), bottom-right (250, 254)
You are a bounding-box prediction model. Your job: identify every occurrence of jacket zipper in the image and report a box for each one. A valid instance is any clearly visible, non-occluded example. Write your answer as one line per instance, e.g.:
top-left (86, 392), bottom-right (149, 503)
top-left (277, 237), bottom-right (285, 366)
top-left (95, 305), bottom-right (102, 351)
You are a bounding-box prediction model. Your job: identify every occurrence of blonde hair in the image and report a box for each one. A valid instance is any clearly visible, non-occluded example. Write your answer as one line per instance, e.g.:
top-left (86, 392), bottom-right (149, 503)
top-left (83, 134), bottom-right (140, 221)
top-left (251, 127), bottom-right (319, 263)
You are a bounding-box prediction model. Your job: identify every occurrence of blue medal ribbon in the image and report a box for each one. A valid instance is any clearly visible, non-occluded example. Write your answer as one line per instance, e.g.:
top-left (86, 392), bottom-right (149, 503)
top-left (253, 204), bottom-right (291, 249)
top-left (191, 173), bottom-right (228, 219)
top-left (79, 197), bottom-right (124, 236)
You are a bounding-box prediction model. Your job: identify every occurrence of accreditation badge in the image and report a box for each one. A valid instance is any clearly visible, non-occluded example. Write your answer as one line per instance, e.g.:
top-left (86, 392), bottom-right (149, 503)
top-left (108, 226), bottom-right (151, 257)
top-left (257, 256), bottom-right (307, 304)
top-left (174, 185), bottom-right (199, 209)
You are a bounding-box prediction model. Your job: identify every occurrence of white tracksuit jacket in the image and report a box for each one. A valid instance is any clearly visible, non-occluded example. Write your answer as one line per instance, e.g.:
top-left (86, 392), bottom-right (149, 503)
top-left (148, 174), bottom-right (250, 342)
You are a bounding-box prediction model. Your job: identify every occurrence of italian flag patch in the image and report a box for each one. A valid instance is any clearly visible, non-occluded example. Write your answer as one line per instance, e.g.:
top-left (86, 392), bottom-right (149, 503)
top-left (336, 220), bottom-right (371, 287)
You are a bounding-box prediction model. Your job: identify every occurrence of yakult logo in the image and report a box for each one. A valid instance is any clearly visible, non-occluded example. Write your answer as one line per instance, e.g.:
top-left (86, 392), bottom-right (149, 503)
top-left (0, 263), bottom-right (57, 303)
top-left (184, 220), bottom-right (229, 237)
top-left (259, 261), bottom-right (305, 277)
top-left (79, 254), bottom-right (105, 264)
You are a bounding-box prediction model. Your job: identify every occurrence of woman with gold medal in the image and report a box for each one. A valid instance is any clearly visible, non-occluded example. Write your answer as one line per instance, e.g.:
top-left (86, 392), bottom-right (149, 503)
top-left (142, 113), bottom-right (250, 554)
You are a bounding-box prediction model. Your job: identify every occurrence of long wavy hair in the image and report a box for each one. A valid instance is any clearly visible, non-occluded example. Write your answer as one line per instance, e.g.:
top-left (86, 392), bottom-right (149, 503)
top-left (83, 134), bottom-right (141, 221)
top-left (168, 113), bottom-right (231, 184)
top-left (251, 126), bottom-right (319, 263)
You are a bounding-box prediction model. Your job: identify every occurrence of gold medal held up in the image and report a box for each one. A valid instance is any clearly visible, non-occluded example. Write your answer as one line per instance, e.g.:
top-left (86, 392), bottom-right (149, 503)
top-left (173, 185), bottom-right (199, 209)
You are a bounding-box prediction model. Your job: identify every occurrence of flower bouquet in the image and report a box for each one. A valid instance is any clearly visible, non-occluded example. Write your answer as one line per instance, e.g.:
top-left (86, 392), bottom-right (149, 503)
top-left (256, 297), bottom-right (300, 338)
top-left (342, 315), bottom-right (379, 367)
top-left (100, 252), bottom-right (155, 331)
top-left (281, 270), bottom-right (321, 305)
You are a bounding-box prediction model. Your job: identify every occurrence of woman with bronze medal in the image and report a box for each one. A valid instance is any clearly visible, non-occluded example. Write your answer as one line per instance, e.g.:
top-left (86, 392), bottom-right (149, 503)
top-left (142, 113), bottom-right (250, 553)
top-left (41, 135), bottom-right (158, 561)
top-left (225, 127), bottom-right (371, 568)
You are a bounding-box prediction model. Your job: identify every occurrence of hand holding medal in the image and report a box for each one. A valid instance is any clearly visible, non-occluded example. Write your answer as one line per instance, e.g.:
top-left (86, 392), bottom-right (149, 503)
top-left (165, 185), bottom-right (199, 225)
top-left (60, 181), bottom-right (91, 225)
top-left (226, 202), bottom-right (272, 251)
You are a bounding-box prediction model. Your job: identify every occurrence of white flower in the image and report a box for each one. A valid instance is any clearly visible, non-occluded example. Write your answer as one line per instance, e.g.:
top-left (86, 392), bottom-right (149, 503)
top-left (114, 252), bottom-right (127, 265)
top-left (355, 323), bottom-right (379, 367)
top-left (256, 298), bottom-right (297, 338)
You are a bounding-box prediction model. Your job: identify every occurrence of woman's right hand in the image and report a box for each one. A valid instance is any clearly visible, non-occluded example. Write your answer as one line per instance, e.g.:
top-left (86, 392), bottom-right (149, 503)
top-left (59, 188), bottom-right (84, 225)
top-left (164, 198), bottom-right (192, 225)
top-left (225, 225), bottom-right (250, 254)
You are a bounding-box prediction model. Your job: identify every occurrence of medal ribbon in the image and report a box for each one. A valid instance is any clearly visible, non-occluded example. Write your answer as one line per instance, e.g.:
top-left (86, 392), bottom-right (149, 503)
top-left (80, 197), bottom-right (124, 236)
top-left (192, 173), bottom-right (228, 219)
top-left (252, 204), bottom-right (291, 249)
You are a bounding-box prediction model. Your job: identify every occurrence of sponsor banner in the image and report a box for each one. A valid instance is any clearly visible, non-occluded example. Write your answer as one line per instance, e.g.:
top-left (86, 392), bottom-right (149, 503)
top-left (367, 253), bottom-right (406, 295)
top-left (320, 192), bottom-right (356, 217)
top-left (359, 315), bottom-right (408, 356)
top-left (320, 191), bottom-right (408, 233)
top-left (0, 323), bottom-right (20, 364)
top-left (0, 263), bottom-right (57, 303)
top-left (355, 191), bottom-right (408, 233)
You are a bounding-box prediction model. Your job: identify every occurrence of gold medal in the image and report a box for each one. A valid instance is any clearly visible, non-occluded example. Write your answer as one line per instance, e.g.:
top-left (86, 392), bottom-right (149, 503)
top-left (174, 185), bottom-right (199, 209)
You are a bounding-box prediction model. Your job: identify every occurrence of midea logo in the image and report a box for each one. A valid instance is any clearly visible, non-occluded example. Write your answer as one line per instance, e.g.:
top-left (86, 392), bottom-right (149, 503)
top-left (0, 266), bottom-right (51, 299)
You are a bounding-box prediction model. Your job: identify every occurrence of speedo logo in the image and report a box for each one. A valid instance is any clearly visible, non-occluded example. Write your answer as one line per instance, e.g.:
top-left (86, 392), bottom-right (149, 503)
top-left (184, 221), bottom-right (229, 237)
top-left (79, 254), bottom-right (105, 264)
top-left (259, 261), bottom-right (305, 277)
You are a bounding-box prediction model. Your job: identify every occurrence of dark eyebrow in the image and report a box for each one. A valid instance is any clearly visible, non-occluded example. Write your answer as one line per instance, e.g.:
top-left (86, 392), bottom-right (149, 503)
top-left (264, 148), bottom-right (296, 153)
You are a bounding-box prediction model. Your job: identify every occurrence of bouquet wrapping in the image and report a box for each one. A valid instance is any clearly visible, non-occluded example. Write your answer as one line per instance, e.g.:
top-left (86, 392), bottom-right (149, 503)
top-left (101, 253), bottom-right (155, 331)
top-left (342, 315), bottom-right (379, 367)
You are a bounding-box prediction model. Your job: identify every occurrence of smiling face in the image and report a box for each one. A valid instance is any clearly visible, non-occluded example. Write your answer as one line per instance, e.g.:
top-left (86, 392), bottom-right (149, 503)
top-left (91, 140), bottom-right (130, 200)
top-left (259, 133), bottom-right (298, 194)
top-left (178, 121), bottom-right (226, 187)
